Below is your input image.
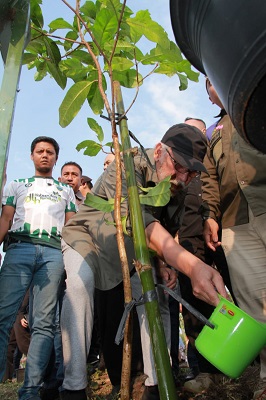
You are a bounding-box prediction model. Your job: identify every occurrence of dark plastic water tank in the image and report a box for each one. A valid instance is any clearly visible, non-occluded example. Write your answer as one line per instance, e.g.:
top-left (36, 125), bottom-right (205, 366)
top-left (170, 0), bottom-right (266, 153)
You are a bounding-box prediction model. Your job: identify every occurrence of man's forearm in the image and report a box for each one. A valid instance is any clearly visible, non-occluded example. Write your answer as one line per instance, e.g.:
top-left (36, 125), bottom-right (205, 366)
top-left (0, 217), bottom-right (11, 245)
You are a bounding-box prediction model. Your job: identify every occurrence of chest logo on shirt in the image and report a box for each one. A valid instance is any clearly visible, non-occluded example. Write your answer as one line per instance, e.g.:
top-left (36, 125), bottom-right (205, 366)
top-left (25, 191), bottom-right (62, 204)
top-left (25, 183), bottom-right (33, 187)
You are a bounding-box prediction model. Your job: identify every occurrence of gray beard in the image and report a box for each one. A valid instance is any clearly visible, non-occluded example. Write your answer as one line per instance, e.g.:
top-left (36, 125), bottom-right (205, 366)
top-left (170, 180), bottom-right (186, 196)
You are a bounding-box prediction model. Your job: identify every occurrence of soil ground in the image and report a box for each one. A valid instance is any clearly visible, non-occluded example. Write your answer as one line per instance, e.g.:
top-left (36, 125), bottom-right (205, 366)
top-left (0, 364), bottom-right (259, 400)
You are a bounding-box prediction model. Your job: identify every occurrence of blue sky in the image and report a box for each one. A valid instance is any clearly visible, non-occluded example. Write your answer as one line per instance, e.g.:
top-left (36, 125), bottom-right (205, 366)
top-left (0, 0), bottom-right (220, 185)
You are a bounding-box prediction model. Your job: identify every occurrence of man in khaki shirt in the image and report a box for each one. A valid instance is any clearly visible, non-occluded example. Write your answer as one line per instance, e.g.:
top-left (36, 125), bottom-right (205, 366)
top-left (59, 124), bottom-right (227, 400)
top-left (201, 79), bottom-right (266, 400)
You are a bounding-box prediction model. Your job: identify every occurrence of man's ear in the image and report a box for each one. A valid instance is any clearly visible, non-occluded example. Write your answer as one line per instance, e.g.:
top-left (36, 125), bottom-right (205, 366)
top-left (154, 142), bottom-right (163, 162)
top-left (58, 177), bottom-right (62, 182)
top-left (30, 153), bottom-right (33, 161)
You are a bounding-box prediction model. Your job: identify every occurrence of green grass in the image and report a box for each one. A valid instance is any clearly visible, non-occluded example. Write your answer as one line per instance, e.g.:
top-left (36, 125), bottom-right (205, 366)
top-left (0, 381), bottom-right (21, 400)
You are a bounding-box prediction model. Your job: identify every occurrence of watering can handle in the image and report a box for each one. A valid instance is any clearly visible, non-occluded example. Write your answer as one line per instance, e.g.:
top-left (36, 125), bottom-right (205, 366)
top-left (157, 284), bottom-right (215, 330)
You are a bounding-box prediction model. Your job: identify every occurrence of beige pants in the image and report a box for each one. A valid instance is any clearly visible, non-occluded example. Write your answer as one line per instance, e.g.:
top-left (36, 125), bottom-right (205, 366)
top-left (222, 208), bottom-right (266, 381)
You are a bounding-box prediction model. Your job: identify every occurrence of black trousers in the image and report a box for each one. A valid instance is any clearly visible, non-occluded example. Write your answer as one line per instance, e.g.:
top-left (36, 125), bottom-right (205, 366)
top-left (179, 235), bottom-right (236, 374)
top-left (96, 281), bottom-right (143, 386)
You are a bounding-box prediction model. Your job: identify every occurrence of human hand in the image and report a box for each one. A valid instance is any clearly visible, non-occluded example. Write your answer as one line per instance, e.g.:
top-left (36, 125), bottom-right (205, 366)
top-left (190, 262), bottom-right (228, 306)
top-left (158, 265), bottom-right (177, 290)
top-left (203, 218), bottom-right (221, 251)
top-left (21, 317), bottom-right (28, 328)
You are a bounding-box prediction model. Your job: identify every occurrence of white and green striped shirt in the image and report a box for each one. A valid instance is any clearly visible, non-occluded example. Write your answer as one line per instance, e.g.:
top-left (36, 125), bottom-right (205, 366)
top-left (2, 176), bottom-right (77, 249)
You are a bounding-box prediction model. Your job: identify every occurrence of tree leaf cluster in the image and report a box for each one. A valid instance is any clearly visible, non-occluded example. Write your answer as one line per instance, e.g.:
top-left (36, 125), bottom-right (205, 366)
top-left (24, 0), bottom-right (199, 156)
top-left (84, 176), bottom-right (171, 212)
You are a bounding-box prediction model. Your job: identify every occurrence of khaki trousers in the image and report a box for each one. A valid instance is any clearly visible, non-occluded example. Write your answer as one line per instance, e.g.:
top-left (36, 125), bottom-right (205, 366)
top-left (222, 208), bottom-right (266, 381)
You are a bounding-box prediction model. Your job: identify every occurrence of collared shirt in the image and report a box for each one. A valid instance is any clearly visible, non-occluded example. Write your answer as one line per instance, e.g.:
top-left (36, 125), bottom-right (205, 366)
top-left (74, 190), bottom-right (85, 208)
top-left (201, 115), bottom-right (266, 228)
top-left (62, 148), bottom-right (185, 290)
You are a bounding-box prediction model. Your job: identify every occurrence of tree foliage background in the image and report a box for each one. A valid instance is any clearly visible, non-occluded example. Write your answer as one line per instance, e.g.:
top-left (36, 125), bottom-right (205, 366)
top-left (24, 0), bottom-right (199, 156)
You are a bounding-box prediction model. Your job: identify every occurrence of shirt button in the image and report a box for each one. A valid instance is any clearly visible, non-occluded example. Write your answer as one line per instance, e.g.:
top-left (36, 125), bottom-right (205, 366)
top-left (240, 181), bottom-right (245, 185)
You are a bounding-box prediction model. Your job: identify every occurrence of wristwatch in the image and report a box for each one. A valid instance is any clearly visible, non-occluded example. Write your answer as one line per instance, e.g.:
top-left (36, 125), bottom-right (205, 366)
top-left (202, 215), bottom-right (214, 223)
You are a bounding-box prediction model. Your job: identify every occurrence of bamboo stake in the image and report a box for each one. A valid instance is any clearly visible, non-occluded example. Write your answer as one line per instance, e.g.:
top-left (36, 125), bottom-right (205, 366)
top-left (114, 81), bottom-right (177, 400)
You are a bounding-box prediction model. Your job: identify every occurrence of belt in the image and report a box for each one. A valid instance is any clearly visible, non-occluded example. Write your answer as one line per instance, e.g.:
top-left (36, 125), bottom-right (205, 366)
top-left (8, 237), bottom-right (22, 245)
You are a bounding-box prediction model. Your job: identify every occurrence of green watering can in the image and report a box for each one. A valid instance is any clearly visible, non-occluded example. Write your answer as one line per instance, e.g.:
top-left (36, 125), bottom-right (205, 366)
top-left (195, 296), bottom-right (266, 378)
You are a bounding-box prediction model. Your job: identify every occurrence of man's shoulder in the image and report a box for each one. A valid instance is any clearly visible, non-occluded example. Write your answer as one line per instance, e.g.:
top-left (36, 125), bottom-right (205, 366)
top-left (52, 178), bottom-right (75, 192)
top-left (9, 177), bottom-right (35, 184)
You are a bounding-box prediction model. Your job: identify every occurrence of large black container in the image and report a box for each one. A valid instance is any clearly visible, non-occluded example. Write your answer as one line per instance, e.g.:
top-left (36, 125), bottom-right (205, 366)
top-left (170, 0), bottom-right (266, 153)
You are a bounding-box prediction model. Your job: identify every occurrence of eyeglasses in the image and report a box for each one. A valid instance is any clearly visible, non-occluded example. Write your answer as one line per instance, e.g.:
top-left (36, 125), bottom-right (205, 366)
top-left (165, 148), bottom-right (199, 177)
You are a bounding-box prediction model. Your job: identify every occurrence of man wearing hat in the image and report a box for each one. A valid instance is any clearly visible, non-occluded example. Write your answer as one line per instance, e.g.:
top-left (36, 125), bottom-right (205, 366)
top-left (79, 175), bottom-right (93, 198)
top-left (59, 124), bottom-right (227, 400)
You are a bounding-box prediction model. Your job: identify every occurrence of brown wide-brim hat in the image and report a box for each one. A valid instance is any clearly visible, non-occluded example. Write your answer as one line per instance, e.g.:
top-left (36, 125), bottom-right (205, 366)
top-left (161, 123), bottom-right (208, 173)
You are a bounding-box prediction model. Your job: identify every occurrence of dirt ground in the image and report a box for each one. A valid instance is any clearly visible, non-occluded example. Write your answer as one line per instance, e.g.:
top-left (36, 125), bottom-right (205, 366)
top-left (90, 364), bottom-right (260, 400)
top-left (0, 364), bottom-right (259, 400)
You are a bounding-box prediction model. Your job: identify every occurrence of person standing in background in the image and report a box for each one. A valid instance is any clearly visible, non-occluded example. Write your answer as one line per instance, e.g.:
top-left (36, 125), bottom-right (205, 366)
top-left (103, 153), bottom-right (115, 171)
top-left (201, 79), bottom-right (266, 400)
top-left (79, 176), bottom-right (93, 198)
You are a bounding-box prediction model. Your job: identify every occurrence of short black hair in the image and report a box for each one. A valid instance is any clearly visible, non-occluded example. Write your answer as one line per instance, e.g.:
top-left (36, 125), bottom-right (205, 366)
top-left (31, 136), bottom-right (60, 158)
top-left (61, 161), bottom-right (82, 175)
top-left (184, 117), bottom-right (206, 128)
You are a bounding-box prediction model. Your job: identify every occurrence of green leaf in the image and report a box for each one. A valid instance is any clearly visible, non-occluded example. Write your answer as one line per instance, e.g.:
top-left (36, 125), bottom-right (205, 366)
top-left (59, 80), bottom-right (95, 127)
top-left (30, 0), bottom-right (44, 29)
top-left (104, 141), bottom-right (115, 149)
top-left (87, 81), bottom-right (105, 115)
top-left (84, 193), bottom-right (115, 212)
top-left (69, 49), bottom-right (93, 65)
top-left (112, 69), bottom-right (143, 88)
top-left (121, 215), bottom-right (128, 236)
top-left (127, 10), bottom-right (169, 48)
top-left (26, 37), bottom-right (45, 55)
top-left (76, 140), bottom-right (102, 156)
top-left (86, 70), bottom-right (106, 115)
top-left (176, 73), bottom-right (188, 91)
top-left (142, 41), bottom-right (183, 66)
top-left (22, 52), bottom-right (38, 65)
top-left (139, 177), bottom-right (171, 207)
top-left (80, 1), bottom-right (97, 21)
top-left (175, 60), bottom-right (199, 82)
top-left (87, 118), bottom-right (104, 142)
top-left (103, 39), bottom-right (134, 53)
top-left (111, 57), bottom-right (134, 72)
top-left (47, 61), bottom-right (67, 89)
top-left (49, 18), bottom-right (74, 32)
top-left (27, 58), bottom-right (41, 71)
top-left (91, 8), bottom-right (118, 47)
top-left (34, 61), bottom-right (47, 81)
top-left (59, 58), bottom-right (89, 81)
top-left (43, 37), bottom-right (61, 65)
top-left (64, 31), bottom-right (79, 51)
